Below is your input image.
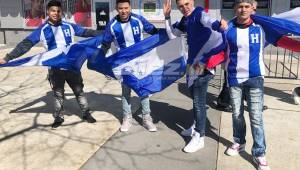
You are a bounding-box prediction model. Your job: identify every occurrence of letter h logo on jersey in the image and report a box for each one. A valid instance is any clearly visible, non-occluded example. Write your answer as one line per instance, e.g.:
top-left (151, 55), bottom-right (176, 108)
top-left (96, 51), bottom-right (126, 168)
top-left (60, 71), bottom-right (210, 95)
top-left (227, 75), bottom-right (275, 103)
top-left (132, 26), bottom-right (140, 35)
top-left (63, 29), bottom-right (71, 37)
top-left (250, 34), bottom-right (259, 44)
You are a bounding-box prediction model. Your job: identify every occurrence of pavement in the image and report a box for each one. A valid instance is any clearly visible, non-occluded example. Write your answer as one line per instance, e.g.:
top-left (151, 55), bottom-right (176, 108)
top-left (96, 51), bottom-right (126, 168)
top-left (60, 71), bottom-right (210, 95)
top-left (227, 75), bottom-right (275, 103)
top-left (0, 47), bottom-right (299, 170)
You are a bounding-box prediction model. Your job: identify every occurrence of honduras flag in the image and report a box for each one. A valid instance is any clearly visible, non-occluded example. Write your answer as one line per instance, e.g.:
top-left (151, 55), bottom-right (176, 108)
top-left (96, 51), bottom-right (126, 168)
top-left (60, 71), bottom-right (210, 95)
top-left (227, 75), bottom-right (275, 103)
top-left (0, 36), bottom-right (103, 71)
top-left (0, 30), bottom-right (186, 97)
top-left (272, 7), bottom-right (300, 24)
top-left (251, 12), bottom-right (300, 52)
top-left (88, 29), bottom-right (187, 97)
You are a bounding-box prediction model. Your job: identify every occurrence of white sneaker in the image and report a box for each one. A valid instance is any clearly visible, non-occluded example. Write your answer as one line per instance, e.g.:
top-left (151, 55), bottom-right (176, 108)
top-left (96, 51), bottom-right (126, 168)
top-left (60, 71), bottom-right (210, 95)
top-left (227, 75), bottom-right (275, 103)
top-left (253, 156), bottom-right (271, 170)
top-left (181, 124), bottom-right (195, 137)
top-left (292, 87), bottom-right (300, 105)
top-left (120, 115), bottom-right (132, 132)
top-left (142, 114), bottom-right (157, 132)
top-left (225, 142), bottom-right (246, 156)
top-left (183, 132), bottom-right (204, 153)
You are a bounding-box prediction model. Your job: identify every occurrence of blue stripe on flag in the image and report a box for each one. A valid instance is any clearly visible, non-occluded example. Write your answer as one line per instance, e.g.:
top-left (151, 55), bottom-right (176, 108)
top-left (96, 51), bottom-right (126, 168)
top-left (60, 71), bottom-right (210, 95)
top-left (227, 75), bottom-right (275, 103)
top-left (122, 56), bottom-right (186, 97)
top-left (251, 14), bottom-right (300, 45)
top-left (106, 29), bottom-right (169, 69)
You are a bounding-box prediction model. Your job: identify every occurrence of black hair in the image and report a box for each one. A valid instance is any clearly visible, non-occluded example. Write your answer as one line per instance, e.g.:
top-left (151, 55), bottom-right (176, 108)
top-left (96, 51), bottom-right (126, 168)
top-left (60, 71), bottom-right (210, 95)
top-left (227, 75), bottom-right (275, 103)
top-left (47, 0), bottom-right (61, 9)
top-left (116, 0), bottom-right (130, 5)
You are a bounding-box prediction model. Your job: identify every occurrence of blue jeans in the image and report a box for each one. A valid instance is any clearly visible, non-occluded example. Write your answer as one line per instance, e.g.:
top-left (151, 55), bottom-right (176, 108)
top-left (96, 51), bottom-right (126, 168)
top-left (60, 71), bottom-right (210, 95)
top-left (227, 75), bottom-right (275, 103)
top-left (122, 84), bottom-right (151, 117)
top-left (229, 77), bottom-right (266, 157)
top-left (190, 72), bottom-right (214, 137)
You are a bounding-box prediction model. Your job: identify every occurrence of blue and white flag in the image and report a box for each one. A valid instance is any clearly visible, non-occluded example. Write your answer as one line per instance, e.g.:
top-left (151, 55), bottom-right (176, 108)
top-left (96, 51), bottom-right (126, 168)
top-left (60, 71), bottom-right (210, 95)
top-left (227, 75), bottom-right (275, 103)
top-left (0, 36), bottom-right (103, 71)
top-left (252, 13), bottom-right (300, 52)
top-left (272, 7), bottom-right (300, 24)
top-left (88, 29), bottom-right (187, 97)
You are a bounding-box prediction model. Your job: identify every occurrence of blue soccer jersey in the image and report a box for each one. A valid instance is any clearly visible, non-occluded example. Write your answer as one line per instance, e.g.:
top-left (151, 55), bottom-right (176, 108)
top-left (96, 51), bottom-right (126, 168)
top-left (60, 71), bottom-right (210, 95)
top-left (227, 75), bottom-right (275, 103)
top-left (171, 7), bottom-right (222, 65)
top-left (102, 13), bottom-right (157, 50)
top-left (225, 20), bottom-right (266, 86)
top-left (26, 21), bottom-right (86, 50)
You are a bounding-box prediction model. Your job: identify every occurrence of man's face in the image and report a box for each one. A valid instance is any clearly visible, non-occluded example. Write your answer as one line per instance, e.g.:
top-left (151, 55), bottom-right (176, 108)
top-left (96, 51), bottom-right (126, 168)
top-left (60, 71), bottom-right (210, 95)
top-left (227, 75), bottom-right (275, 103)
top-left (116, 2), bottom-right (131, 21)
top-left (235, 2), bottom-right (254, 21)
top-left (176, 0), bottom-right (194, 17)
top-left (32, 0), bottom-right (43, 13)
top-left (47, 6), bottom-right (62, 23)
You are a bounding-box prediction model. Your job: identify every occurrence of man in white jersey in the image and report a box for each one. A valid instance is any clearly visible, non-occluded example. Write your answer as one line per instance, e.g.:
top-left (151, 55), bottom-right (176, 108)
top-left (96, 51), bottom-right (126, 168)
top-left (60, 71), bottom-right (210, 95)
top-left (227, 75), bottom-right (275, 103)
top-left (100, 0), bottom-right (158, 132)
top-left (0, 0), bottom-right (100, 128)
top-left (224, 1), bottom-right (270, 170)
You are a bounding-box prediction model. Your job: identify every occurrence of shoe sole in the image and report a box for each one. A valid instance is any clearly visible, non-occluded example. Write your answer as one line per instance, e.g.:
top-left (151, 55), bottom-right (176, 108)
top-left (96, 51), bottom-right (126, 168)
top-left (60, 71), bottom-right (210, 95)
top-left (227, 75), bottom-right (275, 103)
top-left (252, 157), bottom-right (270, 170)
top-left (83, 120), bottom-right (96, 123)
top-left (225, 147), bottom-right (245, 156)
top-left (293, 88), bottom-right (300, 105)
top-left (120, 128), bottom-right (129, 132)
top-left (183, 145), bottom-right (204, 153)
top-left (148, 128), bottom-right (157, 132)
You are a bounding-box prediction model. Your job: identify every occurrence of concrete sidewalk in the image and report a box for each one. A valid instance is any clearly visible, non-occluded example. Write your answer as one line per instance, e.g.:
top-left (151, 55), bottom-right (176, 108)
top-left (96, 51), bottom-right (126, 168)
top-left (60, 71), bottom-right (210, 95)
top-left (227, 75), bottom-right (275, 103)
top-left (0, 47), bottom-right (299, 170)
top-left (0, 47), bottom-right (140, 170)
top-left (80, 78), bottom-right (223, 170)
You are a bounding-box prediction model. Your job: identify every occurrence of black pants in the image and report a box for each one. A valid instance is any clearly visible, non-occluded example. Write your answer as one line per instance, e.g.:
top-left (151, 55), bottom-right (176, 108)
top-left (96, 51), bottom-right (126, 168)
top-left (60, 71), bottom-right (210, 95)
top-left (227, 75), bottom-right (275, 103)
top-left (48, 68), bottom-right (89, 118)
top-left (217, 71), bottom-right (231, 107)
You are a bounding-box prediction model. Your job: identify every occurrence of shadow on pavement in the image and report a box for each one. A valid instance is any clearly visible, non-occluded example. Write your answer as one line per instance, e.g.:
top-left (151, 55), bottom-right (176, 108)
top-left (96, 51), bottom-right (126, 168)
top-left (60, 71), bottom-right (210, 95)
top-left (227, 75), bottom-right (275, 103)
top-left (9, 91), bottom-right (137, 122)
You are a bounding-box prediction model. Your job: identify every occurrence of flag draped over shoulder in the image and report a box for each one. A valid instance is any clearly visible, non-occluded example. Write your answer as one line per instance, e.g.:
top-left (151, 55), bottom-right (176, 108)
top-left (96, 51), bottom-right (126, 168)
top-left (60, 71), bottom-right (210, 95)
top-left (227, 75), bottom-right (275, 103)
top-left (251, 13), bottom-right (300, 52)
top-left (88, 29), bottom-right (187, 97)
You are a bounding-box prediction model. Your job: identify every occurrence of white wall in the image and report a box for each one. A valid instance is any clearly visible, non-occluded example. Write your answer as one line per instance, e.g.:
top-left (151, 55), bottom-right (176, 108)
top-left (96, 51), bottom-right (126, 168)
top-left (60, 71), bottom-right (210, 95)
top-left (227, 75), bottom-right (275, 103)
top-left (0, 0), bottom-right (24, 28)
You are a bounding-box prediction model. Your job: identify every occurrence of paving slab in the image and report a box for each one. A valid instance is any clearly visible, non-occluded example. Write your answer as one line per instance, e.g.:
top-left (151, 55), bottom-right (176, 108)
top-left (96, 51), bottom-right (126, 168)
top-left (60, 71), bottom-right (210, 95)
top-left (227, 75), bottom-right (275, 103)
top-left (81, 78), bottom-right (224, 170)
top-left (0, 48), bottom-right (140, 170)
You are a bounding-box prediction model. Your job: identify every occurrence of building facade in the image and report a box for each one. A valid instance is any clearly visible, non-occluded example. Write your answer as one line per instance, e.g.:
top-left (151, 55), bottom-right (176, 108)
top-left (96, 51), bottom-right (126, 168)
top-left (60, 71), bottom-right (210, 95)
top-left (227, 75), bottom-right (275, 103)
top-left (0, 0), bottom-right (299, 46)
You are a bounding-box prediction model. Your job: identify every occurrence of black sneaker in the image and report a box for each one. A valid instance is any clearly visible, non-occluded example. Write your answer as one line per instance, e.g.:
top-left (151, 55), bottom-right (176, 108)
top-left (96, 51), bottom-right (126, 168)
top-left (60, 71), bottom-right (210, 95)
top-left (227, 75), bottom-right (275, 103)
top-left (83, 113), bottom-right (96, 123)
top-left (263, 105), bottom-right (268, 111)
top-left (217, 103), bottom-right (232, 112)
top-left (52, 117), bottom-right (64, 128)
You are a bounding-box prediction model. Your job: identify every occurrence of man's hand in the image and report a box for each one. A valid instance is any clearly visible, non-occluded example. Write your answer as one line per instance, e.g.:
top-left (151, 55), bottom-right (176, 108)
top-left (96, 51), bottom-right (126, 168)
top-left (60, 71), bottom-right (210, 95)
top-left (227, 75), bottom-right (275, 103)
top-left (220, 19), bottom-right (228, 31)
top-left (0, 58), bottom-right (7, 64)
top-left (193, 63), bottom-right (205, 75)
top-left (163, 0), bottom-right (171, 18)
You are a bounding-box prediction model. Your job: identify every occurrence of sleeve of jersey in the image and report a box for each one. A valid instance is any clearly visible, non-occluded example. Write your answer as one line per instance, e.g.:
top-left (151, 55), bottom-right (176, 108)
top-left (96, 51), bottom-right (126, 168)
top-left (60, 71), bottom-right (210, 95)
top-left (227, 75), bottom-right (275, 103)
top-left (199, 11), bottom-right (221, 32)
top-left (173, 17), bottom-right (186, 32)
top-left (139, 16), bottom-right (157, 35)
top-left (26, 27), bottom-right (42, 45)
top-left (71, 23), bottom-right (86, 36)
top-left (165, 17), bottom-right (185, 40)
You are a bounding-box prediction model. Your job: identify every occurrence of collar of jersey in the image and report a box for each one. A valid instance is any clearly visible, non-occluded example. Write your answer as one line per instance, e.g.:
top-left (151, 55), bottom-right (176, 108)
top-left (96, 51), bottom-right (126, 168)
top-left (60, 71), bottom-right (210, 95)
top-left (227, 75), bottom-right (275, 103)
top-left (116, 14), bottom-right (131, 23)
top-left (47, 20), bottom-right (62, 26)
top-left (233, 18), bottom-right (253, 29)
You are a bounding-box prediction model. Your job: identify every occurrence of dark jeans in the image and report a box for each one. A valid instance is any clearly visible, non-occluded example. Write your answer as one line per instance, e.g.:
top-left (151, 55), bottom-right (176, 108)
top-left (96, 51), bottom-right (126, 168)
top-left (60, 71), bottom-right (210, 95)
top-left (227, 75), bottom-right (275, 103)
top-left (189, 72), bottom-right (214, 137)
top-left (48, 68), bottom-right (89, 119)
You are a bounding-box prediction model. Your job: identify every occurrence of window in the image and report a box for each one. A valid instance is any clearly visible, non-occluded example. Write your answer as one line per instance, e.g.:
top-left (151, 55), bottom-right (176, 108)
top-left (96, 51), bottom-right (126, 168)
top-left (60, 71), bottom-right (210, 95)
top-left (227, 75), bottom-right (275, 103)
top-left (24, 0), bottom-right (45, 27)
top-left (67, 0), bottom-right (92, 27)
top-left (290, 0), bottom-right (300, 8)
top-left (23, 0), bottom-right (92, 28)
